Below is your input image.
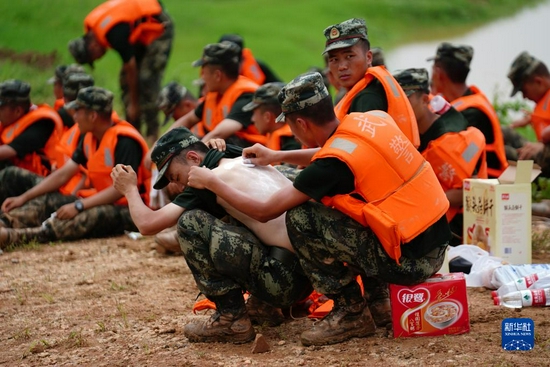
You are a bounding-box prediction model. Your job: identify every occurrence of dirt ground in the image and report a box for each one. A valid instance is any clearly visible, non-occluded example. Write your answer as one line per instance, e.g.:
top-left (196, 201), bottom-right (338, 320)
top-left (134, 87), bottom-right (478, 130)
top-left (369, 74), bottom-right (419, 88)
top-left (1, 234), bottom-right (550, 367)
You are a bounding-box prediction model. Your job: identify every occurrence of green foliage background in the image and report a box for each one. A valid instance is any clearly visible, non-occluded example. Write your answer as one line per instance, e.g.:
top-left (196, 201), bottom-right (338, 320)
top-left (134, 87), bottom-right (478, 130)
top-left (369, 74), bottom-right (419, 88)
top-left (0, 0), bottom-right (544, 110)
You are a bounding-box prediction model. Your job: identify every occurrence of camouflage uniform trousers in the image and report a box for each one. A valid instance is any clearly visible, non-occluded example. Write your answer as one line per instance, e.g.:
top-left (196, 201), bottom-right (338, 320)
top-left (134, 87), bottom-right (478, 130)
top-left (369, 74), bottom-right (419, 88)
top-left (120, 10), bottom-right (174, 139)
top-left (0, 166), bottom-right (136, 241)
top-left (286, 201), bottom-right (447, 299)
top-left (177, 209), bottom-right (313, 308)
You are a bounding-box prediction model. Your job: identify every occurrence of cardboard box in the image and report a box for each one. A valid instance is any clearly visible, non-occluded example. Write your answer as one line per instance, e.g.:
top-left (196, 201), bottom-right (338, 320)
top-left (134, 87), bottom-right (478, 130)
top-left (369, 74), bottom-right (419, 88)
top-left (462, 160), bottom-right (540, 264)
top-left (390, 273), bottom-right (470, 338)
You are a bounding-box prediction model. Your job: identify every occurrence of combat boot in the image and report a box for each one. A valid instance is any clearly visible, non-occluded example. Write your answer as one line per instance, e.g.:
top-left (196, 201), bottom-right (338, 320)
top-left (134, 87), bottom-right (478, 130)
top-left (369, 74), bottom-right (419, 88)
top-left (184, 290), bottom-right (256, 344)
top-left (246, 295), bottom-right (285, 327)
top-left (0, 227), bottom-right (53, 250)
top-left (154, 229), bottom-right (182, 255)
top-left (300, 298), bottom-right (376, 346)
top-left (362, 276), bottom-right (392, 328)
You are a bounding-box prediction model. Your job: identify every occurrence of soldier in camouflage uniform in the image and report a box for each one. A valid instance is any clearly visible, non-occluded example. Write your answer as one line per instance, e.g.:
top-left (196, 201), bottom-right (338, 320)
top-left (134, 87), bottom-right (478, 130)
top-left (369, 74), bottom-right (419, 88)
top-left (48, 64), bottom-right (86, 111)
top-left (111, 127), bottom-right (312, 344)
top-left (0, 87), bottom-right (147, 250)
top-left (507, 52), bottom-right (550, 176)
top-left (157, 82), bottom-right (198, 127)
top-left (186, 72), bottom-right (451, 347)
top-left (68, 0), bottom-right (174, 143)
top-left (394, 68), bottom-right (484, 246)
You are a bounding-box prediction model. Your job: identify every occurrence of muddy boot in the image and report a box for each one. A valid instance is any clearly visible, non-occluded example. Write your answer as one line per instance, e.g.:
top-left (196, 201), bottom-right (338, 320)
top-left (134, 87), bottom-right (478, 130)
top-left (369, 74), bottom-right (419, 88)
top-left (154, 229), bottom-right (181, 255)
top-left (300, 296), bottom-right (376, 346)
top-left (362, 276), bottom-right (392, 328)
top-left (184, 289), bottom-right (255, 344)
top-left (0, 226), bottom-right (54, 250)
top-left (246, 295), bottom-right (285, 327)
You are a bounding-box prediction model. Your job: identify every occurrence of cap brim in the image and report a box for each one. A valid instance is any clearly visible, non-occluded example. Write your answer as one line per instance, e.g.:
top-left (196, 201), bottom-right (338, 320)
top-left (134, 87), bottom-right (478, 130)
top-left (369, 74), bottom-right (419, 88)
top-left (47, 77), bottom-right (57, 85)
top-left (64, 100), bottom-right (82, 110)
top-left (242, 101), bottom-right (259, 112)
top-left (426, 56), bottom-right (436, 62)
top-left (322, 38), bottom-right (360, 55)
top-left (153, 160), bottom-right (171, 190)
top-left (275, 112), bottom-right (285, 123)
top-left (191, 59), bottom-right (204, 67)
top-left (510, 86), bottom-right (520, 97)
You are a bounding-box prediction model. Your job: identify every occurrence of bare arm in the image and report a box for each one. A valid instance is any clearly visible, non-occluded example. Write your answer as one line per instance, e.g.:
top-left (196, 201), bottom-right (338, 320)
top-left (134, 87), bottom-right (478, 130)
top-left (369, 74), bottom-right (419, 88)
top-left (111, 164), bottom-right (184, 235)
top-left (201, 119), bottom-right (242, 142)
top-left (2, 160), bottom-right (80, 212)
top-left (187, 166), bottom-right (310, 222)
top-left (243, 143), bottom-right (319, 167)
top-left (446, 188), bottom-right (463, 208)
top-left (0, 144), bottom-right (17, 161)
top-left (170, 109), bottom-right (200, 131)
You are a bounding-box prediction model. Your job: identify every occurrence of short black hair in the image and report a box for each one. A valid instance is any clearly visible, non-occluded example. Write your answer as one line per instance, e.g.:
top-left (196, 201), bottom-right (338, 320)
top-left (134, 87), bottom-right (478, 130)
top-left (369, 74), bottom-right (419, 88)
top-left (211, 62), bottom-right (240, 80)
top-left (4, 100), bottom-right (31, 113)
top-left (435, 57), bottom-right (469, 83)
top-left (258, 103), bottom-right (282, 116)
top-left (286, 95), bottom-right (335, 126)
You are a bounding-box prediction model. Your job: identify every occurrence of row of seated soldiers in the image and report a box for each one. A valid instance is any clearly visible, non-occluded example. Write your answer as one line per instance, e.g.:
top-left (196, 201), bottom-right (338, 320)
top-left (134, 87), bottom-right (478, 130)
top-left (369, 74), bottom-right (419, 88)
top-left (1, 34), bottom-right (549, 251)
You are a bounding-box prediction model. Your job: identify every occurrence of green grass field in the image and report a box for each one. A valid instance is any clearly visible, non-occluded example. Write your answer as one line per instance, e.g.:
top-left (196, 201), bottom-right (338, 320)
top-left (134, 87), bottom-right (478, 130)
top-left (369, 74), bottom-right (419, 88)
top-left (0, 0), bottom-right (543, 110)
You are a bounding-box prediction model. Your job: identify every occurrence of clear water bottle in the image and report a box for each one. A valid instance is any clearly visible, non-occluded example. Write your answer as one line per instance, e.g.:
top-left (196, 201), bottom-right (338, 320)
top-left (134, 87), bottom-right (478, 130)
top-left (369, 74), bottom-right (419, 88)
top-left (494, 288), bottom-right (550, 308)
top-left (530, 274), bottom-right (550, 290)
top-left (430, 94), bottom-right (451, 115)
top-left (491, 271), bottom-right (550, 299)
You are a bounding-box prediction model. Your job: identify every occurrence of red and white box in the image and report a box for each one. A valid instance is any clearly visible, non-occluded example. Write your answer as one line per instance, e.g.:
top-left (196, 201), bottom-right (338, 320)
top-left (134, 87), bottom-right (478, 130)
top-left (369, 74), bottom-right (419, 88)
top-left (389, 273), bottom-right (470, 338)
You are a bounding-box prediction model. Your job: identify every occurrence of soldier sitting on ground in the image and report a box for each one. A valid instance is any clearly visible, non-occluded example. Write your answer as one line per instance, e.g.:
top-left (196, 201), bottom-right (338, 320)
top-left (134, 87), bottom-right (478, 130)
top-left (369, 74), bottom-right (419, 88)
top-left (0, 87), bottom-right (150, 250)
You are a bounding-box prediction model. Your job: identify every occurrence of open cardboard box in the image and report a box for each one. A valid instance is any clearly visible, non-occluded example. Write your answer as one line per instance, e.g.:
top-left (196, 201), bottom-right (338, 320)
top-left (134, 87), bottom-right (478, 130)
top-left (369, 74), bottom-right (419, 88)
top-left (462, 160), bottom-right (541, 264)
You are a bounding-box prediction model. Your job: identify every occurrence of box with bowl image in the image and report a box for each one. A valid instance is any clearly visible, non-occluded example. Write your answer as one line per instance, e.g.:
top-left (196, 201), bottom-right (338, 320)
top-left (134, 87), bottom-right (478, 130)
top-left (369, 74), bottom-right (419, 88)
top-left (390, 273), bottom-right (470, 338)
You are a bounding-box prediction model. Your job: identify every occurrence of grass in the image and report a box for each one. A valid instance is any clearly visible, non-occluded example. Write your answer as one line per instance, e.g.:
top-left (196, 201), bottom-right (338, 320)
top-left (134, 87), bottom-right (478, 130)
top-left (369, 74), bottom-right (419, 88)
top-left (0, 0), bottom-right (544, 114)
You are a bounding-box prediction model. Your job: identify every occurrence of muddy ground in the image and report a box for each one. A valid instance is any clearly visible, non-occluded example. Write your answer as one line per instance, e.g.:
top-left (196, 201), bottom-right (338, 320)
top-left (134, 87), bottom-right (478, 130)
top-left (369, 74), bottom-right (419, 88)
top-left (1, 234), bottom-right (550, 367)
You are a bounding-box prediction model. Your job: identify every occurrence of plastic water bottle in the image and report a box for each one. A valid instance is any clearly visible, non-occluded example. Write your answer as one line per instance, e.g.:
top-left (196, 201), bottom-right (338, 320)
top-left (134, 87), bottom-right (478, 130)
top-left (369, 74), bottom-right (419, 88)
top-left (430, 94), bottom-right (451, 115)
top-left (530, 274), bottom-right (550, 290)
top-left (491, 271), bottom-right (550, 299)
top-left (494, 288), bottom-right (550, 308)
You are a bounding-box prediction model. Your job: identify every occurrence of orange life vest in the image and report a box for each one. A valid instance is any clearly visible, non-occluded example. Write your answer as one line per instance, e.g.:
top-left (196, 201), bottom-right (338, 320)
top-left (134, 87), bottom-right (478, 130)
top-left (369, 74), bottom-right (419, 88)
top-left (1, 105), bottom-right (63, 176)
top-left (451, 85), bottom-right (508, 178)
top-left (78, 121), bottom-right (151, 206)
top-left (55, 124), bottom-right (89, 196)
top-left (54, 98), bottom-right (64, 111)
top-left (313, 111), bottom-right (449, 264)
top-left (202, 76), bottom-right (267, 145)
top-left (532, 88), bottom-right (550, 142)
top-left (84, 0), bottom-right (164, 48)
top-left (266, 124), bottom-right (294, 151)
top-left (422, 127), bottom-right (488, 221)
top-left (334, 66), bottom-right (420, 148)
top-left (240, 48), bottom-right (266, 85)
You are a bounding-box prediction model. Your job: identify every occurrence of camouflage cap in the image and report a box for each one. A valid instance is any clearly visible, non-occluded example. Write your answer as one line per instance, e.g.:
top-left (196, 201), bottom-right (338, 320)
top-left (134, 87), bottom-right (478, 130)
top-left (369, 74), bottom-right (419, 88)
top-left (393, 68), bottom-right (430, 96)
top-left (192, 41), bottom-right (241, 67)
top-left (218, 34), bottom-right (244, 51)
top-left (426, 42), bottom-right (473, 68)
top-left (242, 82), bottom-right (285, 112)
top-left (62, 73), bottom-right (95, 103)
top-left (0, 80), bottom-right (31, 106)
top-left (48, 64), bottom-right (86, 85)
top-left (157, 82), bottom-right (187, 112)
top-left (68, 37), bottom-right (93, 67)
top-left (275, 72), bottom-right (330, 123)
top-left (64, 86), bottom-right (113, 113)
top-left (371, 47), bottom-right (385, 67)
top-left (322, 18), bottom-right (368, 55)
top-left (151, 127), bottom-right (201, 189)
top-left (157, 82), bottom-right (189, 125)
top-left (507, 51), bottom-right (542, 97)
